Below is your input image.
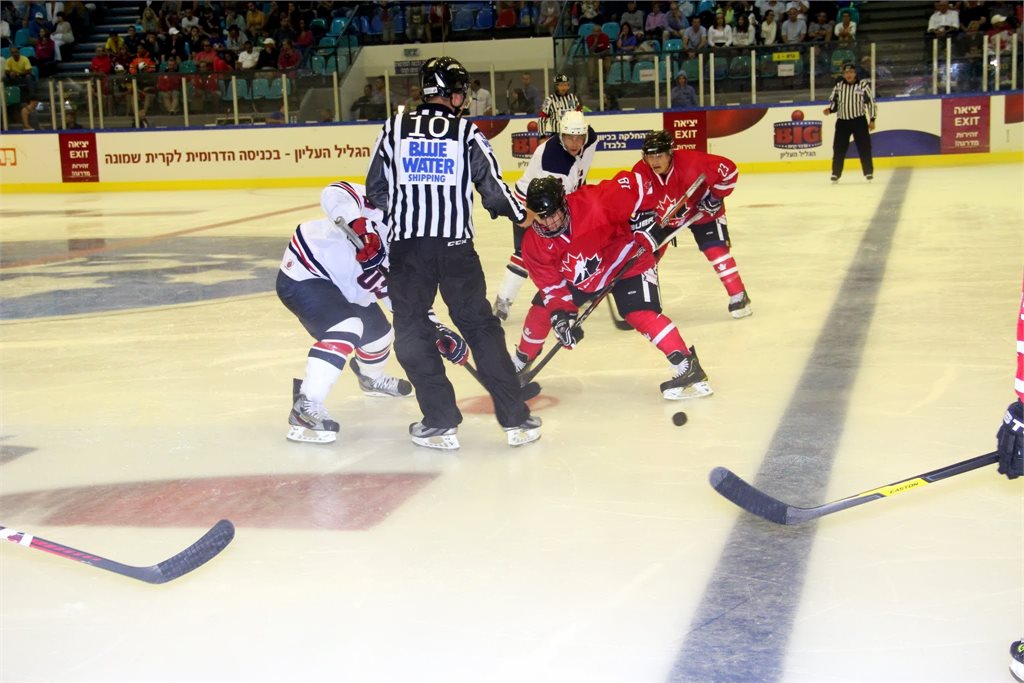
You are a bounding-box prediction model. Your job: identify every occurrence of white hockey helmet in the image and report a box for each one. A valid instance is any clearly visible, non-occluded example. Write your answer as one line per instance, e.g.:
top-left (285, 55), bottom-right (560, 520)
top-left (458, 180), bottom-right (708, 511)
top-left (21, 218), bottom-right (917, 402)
top-left (559, 110), bottom-right (587, 136)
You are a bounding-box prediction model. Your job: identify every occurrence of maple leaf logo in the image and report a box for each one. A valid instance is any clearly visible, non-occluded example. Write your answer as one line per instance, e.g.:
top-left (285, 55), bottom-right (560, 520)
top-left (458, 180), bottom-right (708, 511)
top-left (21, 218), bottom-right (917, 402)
top-left (656, 194), bottom-right (679, 220)
top-left (563, 252), bottom-right (601, 286)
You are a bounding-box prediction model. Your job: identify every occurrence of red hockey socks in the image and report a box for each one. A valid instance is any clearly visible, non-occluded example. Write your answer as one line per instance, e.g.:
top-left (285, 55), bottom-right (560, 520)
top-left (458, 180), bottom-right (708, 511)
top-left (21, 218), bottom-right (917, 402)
top-left (516, 304), bottom-right (552, 359)
top-left (624, 309), bottom-right (688, 357)
top-left (703, 245), bottom-right (745, 296)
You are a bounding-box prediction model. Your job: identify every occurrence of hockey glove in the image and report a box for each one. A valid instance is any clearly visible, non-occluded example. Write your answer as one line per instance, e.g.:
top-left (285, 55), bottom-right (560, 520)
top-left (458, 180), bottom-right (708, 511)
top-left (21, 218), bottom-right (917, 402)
top-left (551, 310), bottom-right (584, 349)
top-left (343, 217), bottom-right (386, 271)
top-left (697, 192), bottom-right (723, 216)
top-left (629, 210), bottom-right (666, 252)
top-left (996, 399), bottom-right (1024, 479)
top-left (434, 324), bottom-right (468, 365)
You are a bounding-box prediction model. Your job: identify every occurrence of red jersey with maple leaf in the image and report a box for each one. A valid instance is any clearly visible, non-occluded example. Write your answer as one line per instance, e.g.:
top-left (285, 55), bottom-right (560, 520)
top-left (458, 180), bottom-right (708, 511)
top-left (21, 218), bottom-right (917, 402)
top-left (522, 170), bottom-right (656, 315)
top-left (631, 149), bottom-right (738, 227)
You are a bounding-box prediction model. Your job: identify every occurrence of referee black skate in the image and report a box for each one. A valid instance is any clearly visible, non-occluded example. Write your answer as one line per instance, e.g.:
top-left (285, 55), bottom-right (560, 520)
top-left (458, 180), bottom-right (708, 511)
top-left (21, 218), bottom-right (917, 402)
top-left (365, 56), bottom-right (541, 450)
top-left (823, 62), bottom-right (877, 183)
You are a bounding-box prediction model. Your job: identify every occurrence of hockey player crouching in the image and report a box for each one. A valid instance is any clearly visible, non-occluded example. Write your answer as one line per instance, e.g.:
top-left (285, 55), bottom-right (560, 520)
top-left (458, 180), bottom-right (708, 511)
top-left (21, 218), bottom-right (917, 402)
top-left (493, 109), bottom-right (598, 321)
top-left (276, 181), bottom-right (468, 443)
top-left (511, 175), bottom-right (713, 400)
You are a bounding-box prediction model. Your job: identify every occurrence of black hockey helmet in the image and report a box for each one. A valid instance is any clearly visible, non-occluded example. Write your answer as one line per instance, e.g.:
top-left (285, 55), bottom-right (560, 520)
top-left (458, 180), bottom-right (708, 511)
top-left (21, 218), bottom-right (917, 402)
top-left (553, 73), bottom-right (569, 84)
top-left (420, 56), bottom-right (470, 101)
top-left (526, 176), bottom-right (569, 238)
top-left (641, 129), bottom-right (674, 156)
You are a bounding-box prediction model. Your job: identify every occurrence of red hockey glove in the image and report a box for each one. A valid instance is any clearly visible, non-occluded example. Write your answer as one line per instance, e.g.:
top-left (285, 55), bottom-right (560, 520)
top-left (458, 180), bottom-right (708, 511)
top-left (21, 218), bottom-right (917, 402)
top-left (347, 217), bottom-right (385, 271)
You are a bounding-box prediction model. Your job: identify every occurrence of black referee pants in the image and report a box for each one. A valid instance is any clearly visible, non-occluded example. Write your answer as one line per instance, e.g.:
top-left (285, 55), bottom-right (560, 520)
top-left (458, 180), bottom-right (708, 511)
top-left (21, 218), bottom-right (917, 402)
top-left (388, 237), bottom-right (529, 430)
top-left (831, 115), bottom-right (874, 178)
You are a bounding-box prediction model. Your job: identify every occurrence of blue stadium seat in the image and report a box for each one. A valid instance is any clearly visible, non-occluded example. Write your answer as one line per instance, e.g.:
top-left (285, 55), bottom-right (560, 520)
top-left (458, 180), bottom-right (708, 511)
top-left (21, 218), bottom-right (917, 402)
top-left (664, 38), bottom-right (683, 52)
top-left (475, 8), bottom-right (494, 29)
top-left (601, 22), bottom-right (620, 42)
top-left (631, 60), bottom-right (655, 83)
top-left (452, 9), bottom-right (475, 32)
top-left (607, 59), bottom-right (629, 85)
top-left (328, 17), bottom-right (348, 36)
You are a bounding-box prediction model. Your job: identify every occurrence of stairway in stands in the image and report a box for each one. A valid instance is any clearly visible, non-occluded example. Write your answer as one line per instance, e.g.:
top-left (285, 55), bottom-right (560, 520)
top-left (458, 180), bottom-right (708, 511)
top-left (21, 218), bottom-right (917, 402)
top-left (856, 1), bottom-right (932, 96)
top-left (58, 4), bottom-right (140, 76)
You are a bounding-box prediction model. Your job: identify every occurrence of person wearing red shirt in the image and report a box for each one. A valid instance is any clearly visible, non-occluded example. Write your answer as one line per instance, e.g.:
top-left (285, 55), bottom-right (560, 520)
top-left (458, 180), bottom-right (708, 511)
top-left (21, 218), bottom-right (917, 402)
top-left (632, 129), bottom-right (752, 318)
top-left (511, 173), bottom-right (712, 400)
top-left (277, 39), bottom-right (301, 71)
top-left (89, 45), bottom-right (113, 74)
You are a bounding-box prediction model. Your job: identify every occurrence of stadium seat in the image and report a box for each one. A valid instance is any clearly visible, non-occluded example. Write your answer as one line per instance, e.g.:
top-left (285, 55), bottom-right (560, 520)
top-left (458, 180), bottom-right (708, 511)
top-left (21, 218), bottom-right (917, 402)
top-left (18, 46), bottom-right (34, 59)
top-left (578, 23), bottom-right (597, 38)
top-left (712, 56), bottom-right (728, 80)
top-left (607, 59), bottom-right (629, 85)
top-left (663, 38), bottom-right (683, 53)
top-left (475, 8), bottom-right (494, 29)
top-left (680, 57), bottom-right (701, 81)
top-left (14, 28), bottom-right (30, 47)
top-left (179, 60), bottom-right (198, 74)
top-left (310, 54), bottom-right (326, 74)
top-left (328, 17), bottom-right (348, 36)
top-left (631, 60), bottom-right (655, 83)
top-left (728, 55), bottom-right (751, 79)
top-left (453, 9), bottom-right (475, 32)
top-left (221, 78), bottom-right (251, 102)
top-left (495, 8), bottom-right (516, 28)
top-left (251, 78), bottom-right (271, 100)
top-left (4, 86), bottom-right (21, 105)
top-left (601, 22), bottom-right (620, 42)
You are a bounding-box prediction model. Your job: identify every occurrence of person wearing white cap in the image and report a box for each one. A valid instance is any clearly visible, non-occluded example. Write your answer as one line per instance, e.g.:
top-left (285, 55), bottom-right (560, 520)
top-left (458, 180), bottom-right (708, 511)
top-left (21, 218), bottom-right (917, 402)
top-left (257, 37), bottom-right (278, 69)
top-left (986, 13), bottom-right (1013, 53)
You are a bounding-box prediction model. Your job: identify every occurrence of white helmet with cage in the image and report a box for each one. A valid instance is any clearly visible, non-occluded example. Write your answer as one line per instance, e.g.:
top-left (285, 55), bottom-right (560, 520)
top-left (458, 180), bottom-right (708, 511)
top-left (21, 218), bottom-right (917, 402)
top-left (559, 110), bottom-right (587, 136)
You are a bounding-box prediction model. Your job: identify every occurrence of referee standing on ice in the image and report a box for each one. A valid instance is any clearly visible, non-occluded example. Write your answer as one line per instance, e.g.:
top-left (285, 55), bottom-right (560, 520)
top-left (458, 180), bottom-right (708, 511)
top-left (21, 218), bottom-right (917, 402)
top-left (823, 62), bottom-right (876, 183)
top-left (538, 74), bottom-right (582, 136)
top-left (365, 56), bottom-right (541, 451)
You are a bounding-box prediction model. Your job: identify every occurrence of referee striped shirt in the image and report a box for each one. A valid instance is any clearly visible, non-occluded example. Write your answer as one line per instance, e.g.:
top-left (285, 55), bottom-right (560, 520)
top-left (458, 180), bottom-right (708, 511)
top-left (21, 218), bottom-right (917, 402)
top-left (366, 103), bottom-right (526, 241)
top-left (539, 92), bottom-right (582, 135)
top-left (827, 77), bottom-right (877, 121)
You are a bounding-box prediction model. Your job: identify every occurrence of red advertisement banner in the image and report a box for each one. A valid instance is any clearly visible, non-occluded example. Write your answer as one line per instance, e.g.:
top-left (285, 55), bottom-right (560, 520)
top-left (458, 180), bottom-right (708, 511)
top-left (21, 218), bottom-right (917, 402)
top-left (662, 111), bottom-right (707, 152)
top-left (59, 132), bottom-right (99, 182)
top-left (941, 97), bottom-right (990, 154)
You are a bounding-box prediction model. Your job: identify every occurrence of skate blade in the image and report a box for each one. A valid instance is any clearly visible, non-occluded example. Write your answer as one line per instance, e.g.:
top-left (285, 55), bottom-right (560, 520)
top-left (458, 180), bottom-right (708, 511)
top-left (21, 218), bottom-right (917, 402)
top-left (360, 390), bottom-right (413, 398)
top-left (730, 305), bottom-right (753, 319)
top-left (505, 427), bottom-right (541, 447)
top-left (287, 426), bottom-right (338, 444)
top-left (411, 434), bottom-right (460, 450)
top-left (662, 381), bottom-right (713, 400)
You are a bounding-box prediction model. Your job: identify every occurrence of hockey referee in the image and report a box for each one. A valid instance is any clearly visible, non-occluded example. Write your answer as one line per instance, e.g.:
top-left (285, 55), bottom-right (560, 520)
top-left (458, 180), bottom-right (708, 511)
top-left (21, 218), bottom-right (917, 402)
top-left (365, 56), bottom-right (541, 450)
top-left (538, 74), bottom-right (582, 136)
top-left (823, 62), bottom-right (876, 183)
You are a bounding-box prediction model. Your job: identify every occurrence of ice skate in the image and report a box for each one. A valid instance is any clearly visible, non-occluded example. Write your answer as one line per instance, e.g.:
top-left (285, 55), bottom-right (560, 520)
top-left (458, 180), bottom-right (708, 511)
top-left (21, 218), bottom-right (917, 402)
top-left (661, 347), bottom-right (713, 400)
top-left (287, 395), bottom-right (340, 444)
top-left (1011, 639), bottom-right (1024, 683)
top-left (728, 291), bottom-right (752, 318)
top-left (504, 415), bottom-right (542, 447)
top-left (865, 174), bottom-right (873, 181)
top-left (410, 422), bottom-right (460, 450)
top-left (350, 360), bottom-right (413, 398)
top-left (493, 295), bottom-right (512, 321)
top-left (830, 174), bottom-right (839, 183)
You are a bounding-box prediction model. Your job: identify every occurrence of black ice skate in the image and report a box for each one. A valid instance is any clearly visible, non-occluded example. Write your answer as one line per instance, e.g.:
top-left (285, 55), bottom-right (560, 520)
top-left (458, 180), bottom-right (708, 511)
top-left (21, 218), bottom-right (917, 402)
top-left (728, 291), bottom-right (752, 319)
top-left (504, 415), bottom-right (542, 447)
top-left (409, 422), bottom-right (460, 450)
top-left (287, 394), bottom-right (340, 444)
top-left (350, 359), bottom-right (413, 398)
top-left (661, 347), bottom-right (713, 400)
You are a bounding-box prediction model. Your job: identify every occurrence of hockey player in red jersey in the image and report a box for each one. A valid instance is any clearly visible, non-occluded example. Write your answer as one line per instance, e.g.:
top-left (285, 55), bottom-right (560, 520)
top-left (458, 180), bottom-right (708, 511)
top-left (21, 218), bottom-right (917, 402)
top-left (510, 174), bottom-right (712, 400)
top-left (632, 129), bottom-right (752, 318)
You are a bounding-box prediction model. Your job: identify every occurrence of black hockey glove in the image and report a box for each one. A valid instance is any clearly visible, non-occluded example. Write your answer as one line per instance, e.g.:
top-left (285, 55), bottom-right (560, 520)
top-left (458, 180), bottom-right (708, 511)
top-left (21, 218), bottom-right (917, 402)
top-left (629, 210), bottom-right (667, 252)
top-left (434, 324), bottom-right (468, 365)
top-left (697, 192), bottom-right (722, 216)
top-left (551, 310), bottom-right (584, 350)
top-left (996, 399), bottom-right (1024, 479)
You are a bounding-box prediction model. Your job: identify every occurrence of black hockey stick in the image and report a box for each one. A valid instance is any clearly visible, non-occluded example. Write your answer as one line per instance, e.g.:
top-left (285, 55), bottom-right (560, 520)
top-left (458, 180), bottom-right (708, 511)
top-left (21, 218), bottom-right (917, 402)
top-left (709, 451), bottom-right (999, 525)
top-left (462, 359), bottom-right (542, 401)
top-left (520, 173), bottom-right (708, 387)
top-left (0, 519), bottom-right (236, 584)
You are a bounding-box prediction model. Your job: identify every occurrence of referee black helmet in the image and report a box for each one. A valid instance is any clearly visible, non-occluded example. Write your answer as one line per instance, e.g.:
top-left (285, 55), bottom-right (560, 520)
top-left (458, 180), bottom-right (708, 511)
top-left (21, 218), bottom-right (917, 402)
top-left (526, 177), bottom-right (569, 238)
top-left (420, 56), bottom-right (470, 101)
top-left (641, 129), bottom-right (673, 156)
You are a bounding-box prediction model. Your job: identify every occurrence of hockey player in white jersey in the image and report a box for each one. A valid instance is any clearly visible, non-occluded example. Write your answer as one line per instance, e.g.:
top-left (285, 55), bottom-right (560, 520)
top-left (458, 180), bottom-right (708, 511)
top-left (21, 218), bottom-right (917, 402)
top-left (492, 110), bottom-right (598, 321)
top-left (277, 181), bottom-right (469, 443)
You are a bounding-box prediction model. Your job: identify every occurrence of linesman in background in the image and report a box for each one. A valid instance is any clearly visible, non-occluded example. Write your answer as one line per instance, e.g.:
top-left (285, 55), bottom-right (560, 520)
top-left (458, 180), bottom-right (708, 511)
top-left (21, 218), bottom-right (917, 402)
top-left (823, 62), bottom-right (876, 183)
top-left (366, 56), bottom-right (541, 451)
top-left (538, 74), bottom-right (582, 136)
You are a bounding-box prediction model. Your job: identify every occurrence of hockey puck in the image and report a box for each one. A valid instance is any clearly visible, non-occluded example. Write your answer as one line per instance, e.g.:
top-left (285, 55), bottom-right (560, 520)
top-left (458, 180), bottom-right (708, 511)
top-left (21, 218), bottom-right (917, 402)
top-left (672, 411), bottom-right (688, 426)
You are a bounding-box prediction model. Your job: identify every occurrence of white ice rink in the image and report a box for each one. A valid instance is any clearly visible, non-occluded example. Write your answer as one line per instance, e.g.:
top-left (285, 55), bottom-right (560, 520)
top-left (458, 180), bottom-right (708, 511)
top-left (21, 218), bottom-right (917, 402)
top-left (1, 164), bottom-right (1022, 683)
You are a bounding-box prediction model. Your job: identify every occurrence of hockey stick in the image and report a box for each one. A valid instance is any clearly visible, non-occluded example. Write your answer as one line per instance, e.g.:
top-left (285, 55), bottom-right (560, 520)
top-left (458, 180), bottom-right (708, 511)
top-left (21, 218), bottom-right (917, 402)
top-left (462, 359), bottom-right (542, 401)
top-left (520, 173), bottom-right (708, 386)
top-left (708, 451), bottom-right (999, 525)
top-left (0, 519), bottom-right (236, 584)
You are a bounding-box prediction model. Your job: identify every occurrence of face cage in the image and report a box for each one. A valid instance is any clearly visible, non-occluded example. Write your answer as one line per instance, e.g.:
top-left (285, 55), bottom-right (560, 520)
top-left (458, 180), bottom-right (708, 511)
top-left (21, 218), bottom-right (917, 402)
top-left (531, 206), bottom-right (569, 239)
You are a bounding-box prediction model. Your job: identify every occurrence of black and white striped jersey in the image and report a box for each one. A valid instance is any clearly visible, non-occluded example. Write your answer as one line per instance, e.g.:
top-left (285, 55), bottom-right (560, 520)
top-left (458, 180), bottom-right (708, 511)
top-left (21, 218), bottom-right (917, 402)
top-left (827, 78), bottom-right (876, 121)
top-left (538, 92), bottom-right (582, 135)
top-left (366, 103), bottom-right (525, 242)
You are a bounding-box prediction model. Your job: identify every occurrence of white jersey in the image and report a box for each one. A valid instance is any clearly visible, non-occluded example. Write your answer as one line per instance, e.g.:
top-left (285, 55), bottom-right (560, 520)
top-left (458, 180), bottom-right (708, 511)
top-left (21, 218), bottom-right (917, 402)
top-left (279, 181), bottom-right (390, 308)
top-left (513, 126), bottom-right (599, 203)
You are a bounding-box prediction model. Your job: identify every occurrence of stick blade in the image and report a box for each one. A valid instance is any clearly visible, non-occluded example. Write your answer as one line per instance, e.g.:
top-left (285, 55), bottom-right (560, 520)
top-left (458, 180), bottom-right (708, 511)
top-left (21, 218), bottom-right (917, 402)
top-left (145, 519), bottom-right (236, 584)
top-left (708, 467), bottom-right (791, 525)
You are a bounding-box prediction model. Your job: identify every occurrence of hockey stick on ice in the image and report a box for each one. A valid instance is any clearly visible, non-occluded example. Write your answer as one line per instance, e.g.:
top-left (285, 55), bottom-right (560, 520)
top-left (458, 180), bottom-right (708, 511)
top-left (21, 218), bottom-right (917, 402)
top-left (709, 452), bottom-right (999, 525)
top-left (520, 173), bottom-right (708, 387)
top-left (462, 359), bottom-right (542, 401)
top-left (0, 519), bottom-right (236, 584)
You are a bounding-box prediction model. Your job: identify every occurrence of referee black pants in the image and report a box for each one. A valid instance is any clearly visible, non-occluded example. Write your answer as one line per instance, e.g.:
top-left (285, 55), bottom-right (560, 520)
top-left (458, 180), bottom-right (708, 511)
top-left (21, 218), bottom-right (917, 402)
top-left (831, 115), bottom-right (873, 177)
top-left (388, 237), bottom-right (529, 430)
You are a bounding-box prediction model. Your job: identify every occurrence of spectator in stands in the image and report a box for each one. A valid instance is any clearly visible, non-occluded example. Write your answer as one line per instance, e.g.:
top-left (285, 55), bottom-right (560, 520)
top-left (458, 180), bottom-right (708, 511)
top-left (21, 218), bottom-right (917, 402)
top-left (808, 10), bottom-right (833, 43)
top-left (405, 4), bottom-right (427, 43)
top-left (400, 83), bottom-right (421, 112)
top-left (734, 13), bottom-right (755, 47)
top-left (646, 2), bottom-right (669, 38)
top-left (123, 25), bottom-right (140, 54)
top-left (617, 21), bottom-right (639, 54)
top-left (351, 83), bottom-right (374, 119)
top-left (3, 45), bottom-right (35, 95)
top-left (781, 7), bottom-right (806, 44)
top-left (52, 11), bottom-right (74, 61)
top-left (367, 75), bottom-right (387, 117)
top-left (199, 7), bottom-right (221, 37)
top-left (225, 25), bottom-right (247, 52)
top-left (192, 60), bottom-right (221, 113)
top-left (128, 44), bottom-right (156, 75)
top-left (466, 78), bottom-right (493, 116)
top-left (986, 14), bottom-right (1014, 53)
top-left (140, 31), bottom-right (163, 64)
top-left (758, 0), bottom-right (785, 21)
top-left (957, 1), bottom-right (988, 54)
top-left (224, 6), bottom-right (247, 33)
top-left (193, 39), bottom-right (219, 68)
top-left (161, 7), bottom-right (181, 34)
top-left (112, 45), bottom-right (133, 73)
top-left (927, 1), bottom-right (960, 41)
top-left (684, 15), bottom-right (707, 57)
top-left (105, 30), bottom-right (126, 56)
top-left (157, 56), bottom-right (182, 115)
top-left (621, 1), bottom-right (646, 39)
top-left (574, 1), bottom-right (604, 28)
top-left (834, 10), bottom-right (856, 45)
top-left (33, 27), bottom-right (57, 77)
top-left (88, 45), bottom-right (112, 75)
top-left (294, 19), bottom-right (314, 54)
top-left (537, 0), bottom-right (559, 35)
top-left (246, 2), bottom-right (268, 35)
top-left (20, 95), bottom-right (41, 130)
top-left (26, 11), bottom-right (50, 44)
top-left (785, 0), bottom-right (809, 21)
top-left (426, 3), bottom-right (451, 43)
top-left (663, 2), bottom-right (688, 44)
top-left (519, 72), bottom-right (541, 114)
top-left (277, 38), bottom-right (300, 71)
top-left (1, 16), bottom-right (10, 48)
top-left (671, 72), bottom-right (698, 108)
top-left (274, 15), bottom-right (297, 46)
top-left (140, 6), bottom-right (160, 33)
top-left (377, 2), bottom-right (396, 44)
top-left (759, 9), bottom-right (779, 45)
top-left (709, 12), bottom-right (733, 47)
top-left (237, 40), bottom-right (260, 70)
top-left (166, 27), bottom-right (188, 62)
top-left (258, 38), bottom-right (280, 70)
top-left (180, 7), bottom-right (200, 33)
